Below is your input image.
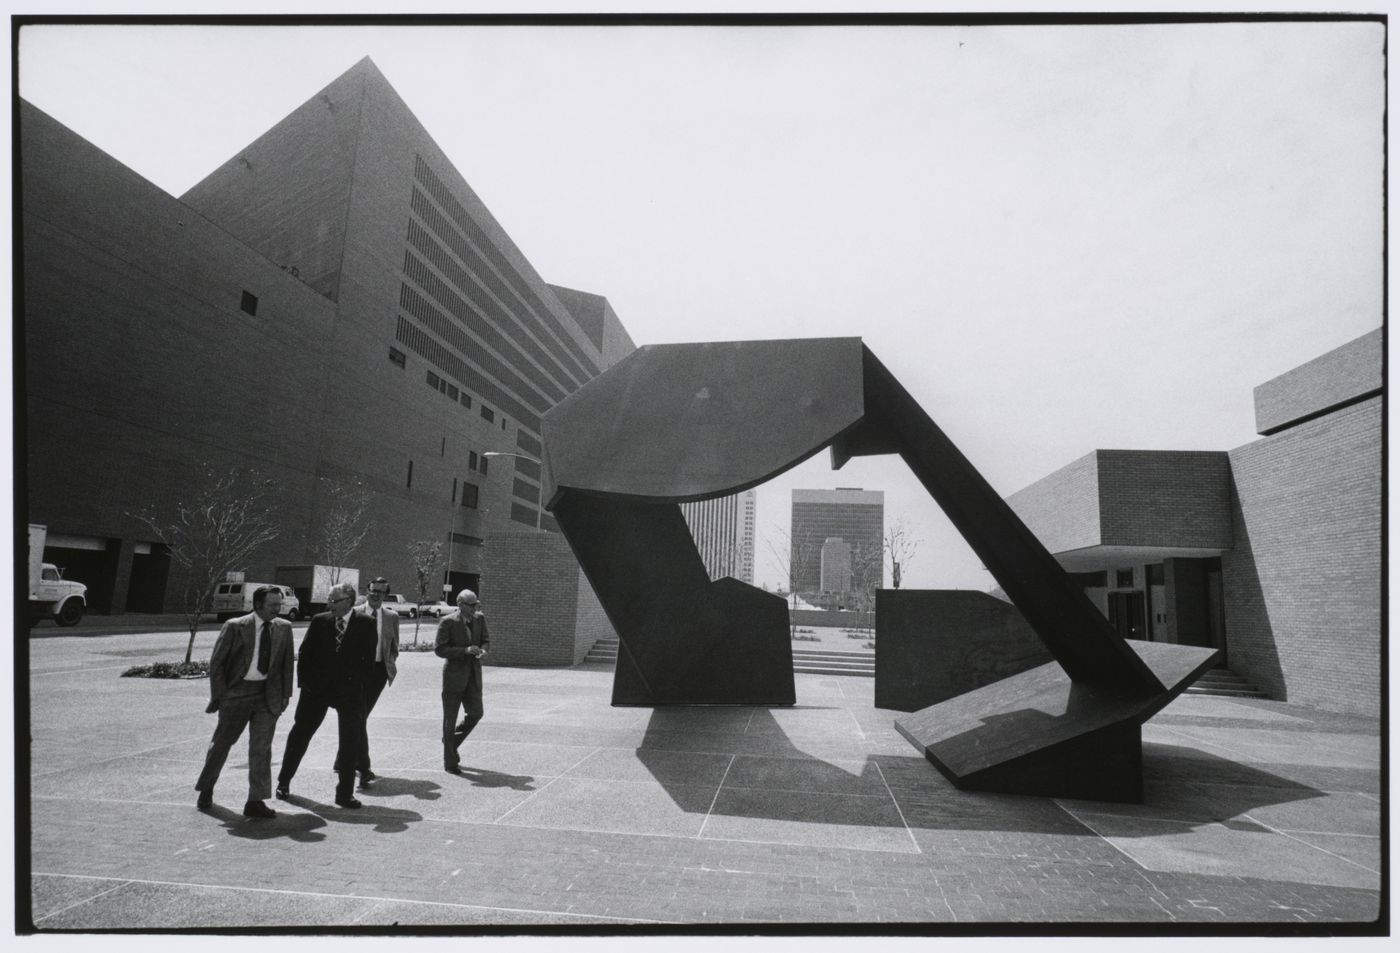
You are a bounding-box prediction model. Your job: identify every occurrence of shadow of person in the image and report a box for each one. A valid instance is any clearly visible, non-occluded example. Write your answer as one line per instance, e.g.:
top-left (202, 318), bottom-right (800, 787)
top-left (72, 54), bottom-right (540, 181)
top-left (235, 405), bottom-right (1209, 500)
top-left (450, 767), bottom-right (536, 791)
top-left (203, 804), bottom-right (328, 843)
top-left (279, 793), bottom-right (424, 834)
top-left (354, 776), bottom-right (444, 801)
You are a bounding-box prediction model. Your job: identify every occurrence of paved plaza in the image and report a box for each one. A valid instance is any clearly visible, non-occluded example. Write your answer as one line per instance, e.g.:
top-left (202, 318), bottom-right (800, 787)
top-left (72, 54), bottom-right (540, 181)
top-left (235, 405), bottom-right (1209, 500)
top-left (24, 624), bottom-right (1384, 930)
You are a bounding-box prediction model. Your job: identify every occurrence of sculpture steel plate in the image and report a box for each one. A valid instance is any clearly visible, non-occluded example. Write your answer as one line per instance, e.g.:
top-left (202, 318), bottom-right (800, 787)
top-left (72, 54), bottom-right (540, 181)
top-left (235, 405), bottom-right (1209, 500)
top-left (541, 338), bottom-right (1215, 798)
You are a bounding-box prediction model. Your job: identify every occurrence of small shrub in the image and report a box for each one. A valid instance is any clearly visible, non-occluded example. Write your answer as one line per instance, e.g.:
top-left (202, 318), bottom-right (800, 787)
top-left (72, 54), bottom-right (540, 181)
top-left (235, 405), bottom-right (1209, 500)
top-left (791, 633), bottom-right (820, 642)
top-left (862, 641), bottom-right (875, 650)
top-left (122, 660), bottom-right (210, 679)
top-left (401, 640), bottom-right (438, 652)
top-left (795, 627), bottom-right (816, 634)
top-left (846, 631), bottom-right (870, 639)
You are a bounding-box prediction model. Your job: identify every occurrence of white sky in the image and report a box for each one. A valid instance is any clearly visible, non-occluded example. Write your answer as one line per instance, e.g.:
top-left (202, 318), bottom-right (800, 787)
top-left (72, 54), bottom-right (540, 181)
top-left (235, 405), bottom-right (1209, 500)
top-left (15, 15), bottom-right (1385, 592)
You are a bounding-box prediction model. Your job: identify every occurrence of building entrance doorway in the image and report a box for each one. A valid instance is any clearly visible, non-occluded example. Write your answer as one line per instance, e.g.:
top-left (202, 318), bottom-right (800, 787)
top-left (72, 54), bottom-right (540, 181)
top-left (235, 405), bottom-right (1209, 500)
top-left (1107, 590), bottom-right (1146, 640)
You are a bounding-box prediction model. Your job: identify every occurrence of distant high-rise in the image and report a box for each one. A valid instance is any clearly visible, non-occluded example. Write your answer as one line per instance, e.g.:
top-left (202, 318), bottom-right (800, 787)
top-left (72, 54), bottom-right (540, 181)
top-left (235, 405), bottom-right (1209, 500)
top-left (790, 488), bottom-right (883, 594)
top-left (681, 489), bottom-right (757, 584)
top-left (819, 538), bottom-right (853, 592)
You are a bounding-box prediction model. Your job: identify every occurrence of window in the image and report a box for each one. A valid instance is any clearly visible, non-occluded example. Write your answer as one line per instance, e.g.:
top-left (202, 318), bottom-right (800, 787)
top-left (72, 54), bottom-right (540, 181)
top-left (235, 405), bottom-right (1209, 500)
top-left (480, 455), bottom-right (488, 476)
top-left (440, 437), bottom-right (446, 457)
top-left (459, 393), bottom-right (472, 409)
top-left (468, 451), bottom-right (479, 471)
top-left (447, 383), bottom-right (459, 401)
top-left (501, 417), bottom-right (508, 431)
top-left (427, 370), bottom-right (441, 389)
top-left (452, 477), bottom-right (458, 502)
top-left (240, 291), bottom-right (258, 315)
top-left (1115, 569), bottom-right (1134, 589)
top-left (407, 460), bottom-right (414, 488)
top-left (481, 405), bottom-right (495, 423)
top-left (388, 347), bottom-right (406, 368)
top-left (460, 483), bottom-right (479, 508)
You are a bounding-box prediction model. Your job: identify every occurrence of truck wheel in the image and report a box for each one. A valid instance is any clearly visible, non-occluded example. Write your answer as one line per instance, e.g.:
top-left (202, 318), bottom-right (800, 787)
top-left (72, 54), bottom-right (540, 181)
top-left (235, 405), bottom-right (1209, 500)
top-left (287, 607), bottom-right (300, 621)
top-left (55, 600), bottom-right (84, 627)
top-left (409, 608), bottom-right (418, 619)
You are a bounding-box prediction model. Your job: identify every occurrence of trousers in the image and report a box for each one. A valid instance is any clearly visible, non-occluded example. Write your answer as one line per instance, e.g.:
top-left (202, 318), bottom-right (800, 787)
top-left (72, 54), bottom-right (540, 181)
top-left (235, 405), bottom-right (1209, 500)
top-left (195, 680), bottom-right (278, 802)
top-left (278, 689), bottom-right (366, 801)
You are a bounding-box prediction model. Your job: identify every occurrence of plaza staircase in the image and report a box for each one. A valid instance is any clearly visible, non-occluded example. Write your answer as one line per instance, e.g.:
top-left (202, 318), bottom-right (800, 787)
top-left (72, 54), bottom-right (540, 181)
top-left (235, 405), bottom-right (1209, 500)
top-left (582, 638), bottom-right (877, 678)
top-left (1184, 666), bottom-right (1269, 698)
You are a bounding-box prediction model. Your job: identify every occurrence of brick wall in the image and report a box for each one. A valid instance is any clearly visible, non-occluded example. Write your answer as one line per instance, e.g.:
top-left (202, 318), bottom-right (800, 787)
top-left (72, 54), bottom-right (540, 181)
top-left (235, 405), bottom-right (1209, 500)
top-left (573, 568), bottom-right (616, 661)
top-left (482, 531), bottom-right (587, 666)
top-left (1223, 396), bottom-right (1380, 716)
top-left (1096, 451), bottom-right (1233, 549)
top-left (1006, 451), bottom-right (1101, 552)
top-left (1253, 328), bottom-right (1382, 435)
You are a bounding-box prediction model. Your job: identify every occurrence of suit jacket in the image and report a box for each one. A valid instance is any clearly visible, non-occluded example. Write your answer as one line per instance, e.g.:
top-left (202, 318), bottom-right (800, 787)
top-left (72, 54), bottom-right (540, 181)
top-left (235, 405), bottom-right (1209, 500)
top-left (206, 612), bottom-right (295, 715)
top-left (435, 609), bottom-right (489, 694)
top-left (355, 602), bottom-right (400, 684)
top-left (296, 610), bottom-right (378, 704)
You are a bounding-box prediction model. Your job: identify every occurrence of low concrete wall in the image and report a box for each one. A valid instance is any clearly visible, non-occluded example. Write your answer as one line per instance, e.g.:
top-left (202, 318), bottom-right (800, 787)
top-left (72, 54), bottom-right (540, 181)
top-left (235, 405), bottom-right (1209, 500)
top-left (874, 589), bottom-right (1051, 712)
top-left (791, 608), bottom-right (874, 629)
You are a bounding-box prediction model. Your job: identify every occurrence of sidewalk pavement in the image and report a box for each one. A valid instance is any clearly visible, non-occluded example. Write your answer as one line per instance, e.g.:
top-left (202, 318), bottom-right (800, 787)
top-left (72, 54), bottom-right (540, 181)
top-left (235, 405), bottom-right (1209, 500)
top-left (24, 628), bottom-right (1383, 930)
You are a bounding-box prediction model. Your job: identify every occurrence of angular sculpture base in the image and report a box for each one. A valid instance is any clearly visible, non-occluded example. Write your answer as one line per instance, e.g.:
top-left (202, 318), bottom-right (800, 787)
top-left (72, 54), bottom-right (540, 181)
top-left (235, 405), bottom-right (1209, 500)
top-left (894, 641), bottom-right (1217, 802)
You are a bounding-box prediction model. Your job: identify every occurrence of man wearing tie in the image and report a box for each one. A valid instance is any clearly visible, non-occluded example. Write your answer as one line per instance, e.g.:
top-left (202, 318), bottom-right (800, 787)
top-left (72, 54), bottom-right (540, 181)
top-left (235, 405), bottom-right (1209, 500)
top-left (333, 576), bottom-right (399, 787)
top-left (437, 588), bottom-right (489, 773)
top-left (195, 585), bottom-right (295, 819)
top-left (275, 581), bottom-right (377, 808)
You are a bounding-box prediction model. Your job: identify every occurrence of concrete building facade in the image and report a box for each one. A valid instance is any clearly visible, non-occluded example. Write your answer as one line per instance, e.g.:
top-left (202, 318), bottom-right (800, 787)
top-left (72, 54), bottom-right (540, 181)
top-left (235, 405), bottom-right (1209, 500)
top-left (21, 58), bottom-right (635, 615)
top-left (1007, 329), bottom-right (1381, 717)
top-left (789, 488), bottom-right (884, 596)
top-left (680, 489), bottom-right (756, 584)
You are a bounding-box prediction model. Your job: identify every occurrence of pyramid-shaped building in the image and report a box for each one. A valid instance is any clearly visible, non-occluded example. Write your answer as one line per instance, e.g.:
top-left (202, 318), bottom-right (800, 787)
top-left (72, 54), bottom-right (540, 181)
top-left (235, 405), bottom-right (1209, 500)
top-left (21, 57), bottom-right (635, 623)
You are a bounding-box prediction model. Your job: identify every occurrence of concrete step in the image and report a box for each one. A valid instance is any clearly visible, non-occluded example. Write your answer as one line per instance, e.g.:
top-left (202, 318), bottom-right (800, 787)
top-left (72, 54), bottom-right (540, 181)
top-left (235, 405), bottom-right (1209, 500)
top-left (793, 664), bottom-right (875, 678)
top-left (792, 650), bottom-right (876, 662)
top-left (1185, 667), bottom-right (1268, 698)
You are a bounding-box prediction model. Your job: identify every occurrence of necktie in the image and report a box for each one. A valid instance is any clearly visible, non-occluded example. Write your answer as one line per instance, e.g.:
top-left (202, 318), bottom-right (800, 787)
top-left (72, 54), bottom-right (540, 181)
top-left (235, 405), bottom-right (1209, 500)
top-left (257, 621), bottom-right (271, 674)
top-left (335, 616), bottom-right (346, 650)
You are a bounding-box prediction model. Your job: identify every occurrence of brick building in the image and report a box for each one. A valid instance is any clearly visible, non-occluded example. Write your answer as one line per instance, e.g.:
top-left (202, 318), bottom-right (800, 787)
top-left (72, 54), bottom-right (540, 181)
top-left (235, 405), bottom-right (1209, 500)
top-left (1007, 329), bottom-right (1381, 716)
top-left (21, 57), bottom-right (634, 615)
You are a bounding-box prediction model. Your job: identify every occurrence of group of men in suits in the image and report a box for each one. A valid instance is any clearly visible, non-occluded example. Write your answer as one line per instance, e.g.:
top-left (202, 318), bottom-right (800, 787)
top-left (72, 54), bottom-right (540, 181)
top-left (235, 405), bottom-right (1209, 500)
top-left (195, 576), bottom-right (406, 816)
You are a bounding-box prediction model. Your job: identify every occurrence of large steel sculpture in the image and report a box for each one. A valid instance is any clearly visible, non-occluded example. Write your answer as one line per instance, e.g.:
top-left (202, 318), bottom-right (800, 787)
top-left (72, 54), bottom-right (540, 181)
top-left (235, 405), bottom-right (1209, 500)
top-left (541, 338), bottom-right (1216, 800)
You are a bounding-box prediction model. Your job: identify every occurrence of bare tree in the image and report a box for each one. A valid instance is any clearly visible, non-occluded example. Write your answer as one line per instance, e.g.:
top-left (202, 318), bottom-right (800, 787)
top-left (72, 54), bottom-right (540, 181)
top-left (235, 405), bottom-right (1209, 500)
top-left (315, 477), bottom-right (373, 584)
top-left (884, 517), bottom-right (922, 591)
top-left (765, 526), bottom-right (819, 636)
top-left (131, 466), bottom-right (280, 663)
top-left (849, 540), bottom-right (884, 635)
top-left (406, 538), bottom-right (443, 645)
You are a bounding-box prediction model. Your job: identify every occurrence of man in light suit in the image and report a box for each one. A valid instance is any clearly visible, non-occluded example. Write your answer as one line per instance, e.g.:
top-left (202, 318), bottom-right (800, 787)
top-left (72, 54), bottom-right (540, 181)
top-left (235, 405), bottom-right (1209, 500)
top-left (333, 576), bottom-right (399, 787)
top-left (436, 589), bottom-right (489, 773)
top-left (275, 581), bottom-right (377, 808)
top-left (195, 585), bottom-right (295, 819)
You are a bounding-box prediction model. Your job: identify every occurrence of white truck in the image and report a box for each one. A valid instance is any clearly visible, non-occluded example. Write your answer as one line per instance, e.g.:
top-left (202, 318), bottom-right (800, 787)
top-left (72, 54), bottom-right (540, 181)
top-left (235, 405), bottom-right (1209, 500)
top-left (275, 564), bottom-right (360, 616)
top-left (28, 524), bottom-right (88, 626)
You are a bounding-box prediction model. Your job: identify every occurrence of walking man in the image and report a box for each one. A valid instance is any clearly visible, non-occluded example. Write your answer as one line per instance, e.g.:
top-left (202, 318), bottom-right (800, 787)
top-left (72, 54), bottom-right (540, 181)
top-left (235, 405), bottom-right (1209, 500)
top-left (333, 576), bottom-right (399, 787)
top-left (275, 582), bottom-right (377, 808)
top-left (195, 585), bottom-right (295, 819)
top-left (437, 589), bottom-right (489, 773)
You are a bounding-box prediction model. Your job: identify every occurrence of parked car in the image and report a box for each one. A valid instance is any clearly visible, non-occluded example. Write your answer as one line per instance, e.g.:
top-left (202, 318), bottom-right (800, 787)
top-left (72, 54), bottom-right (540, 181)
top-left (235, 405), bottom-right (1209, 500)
top-left (381, 593), bottom-right (418, 618)
top-left (417, 600), bottom-right (453, 618)
top-left (213, 581), bottom-right (302, 621)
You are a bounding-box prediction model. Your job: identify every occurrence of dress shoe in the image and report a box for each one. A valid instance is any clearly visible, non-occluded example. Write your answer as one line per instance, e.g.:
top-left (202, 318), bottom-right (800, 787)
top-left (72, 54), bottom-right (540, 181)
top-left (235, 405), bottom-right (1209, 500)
top-left (358, 771), bottom-right (376, 788)
top-left (196, 789), bottom-right (213, 810)
top-left (242, 800), bottom-right (276, 819)
top-left (275, 783), bottom-right (290, 800)
top-left (335, 796), bottom-right (363, 809)
top-left (444, 764), bottom-right (461, 775)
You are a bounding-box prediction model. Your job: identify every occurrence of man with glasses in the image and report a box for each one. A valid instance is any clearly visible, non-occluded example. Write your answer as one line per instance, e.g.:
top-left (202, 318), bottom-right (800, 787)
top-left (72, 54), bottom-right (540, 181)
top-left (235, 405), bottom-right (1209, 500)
top-left (195, 585), bottom-right (295, 819)
top-left (436, 589), bottom-right (489, 773)
top-left (275, 581), bottom-right (377, 808)
top-left (333, 576), bottom-right (400, 787)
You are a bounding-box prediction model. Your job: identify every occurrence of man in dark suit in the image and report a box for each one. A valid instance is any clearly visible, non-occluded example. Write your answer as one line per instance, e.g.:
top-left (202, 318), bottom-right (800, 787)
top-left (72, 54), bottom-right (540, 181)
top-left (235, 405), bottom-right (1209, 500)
top-left (333, 576), bottom-right (400, 787)
top-left (275, 581), bottom-right (377, 808)
top-left (195, 585), bottom-right (295, 819)
top-left (436, 588), bottom-right (489, 773)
